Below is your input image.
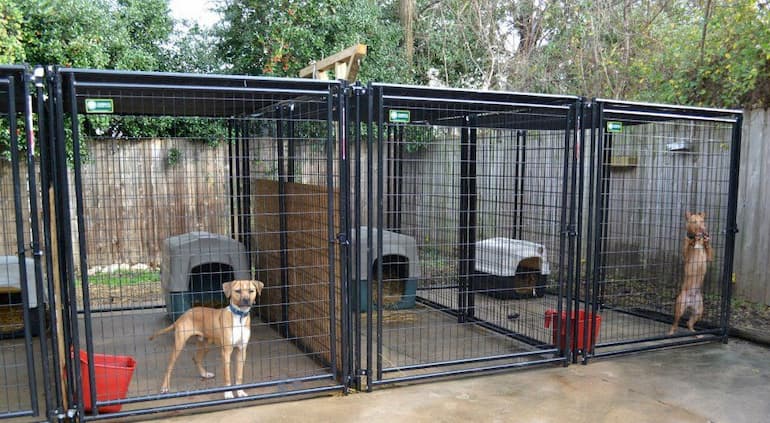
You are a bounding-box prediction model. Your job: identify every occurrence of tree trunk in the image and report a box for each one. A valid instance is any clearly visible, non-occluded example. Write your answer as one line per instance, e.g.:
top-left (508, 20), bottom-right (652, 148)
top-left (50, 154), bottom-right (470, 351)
top-left (400, 0), bottom-right (415, 65)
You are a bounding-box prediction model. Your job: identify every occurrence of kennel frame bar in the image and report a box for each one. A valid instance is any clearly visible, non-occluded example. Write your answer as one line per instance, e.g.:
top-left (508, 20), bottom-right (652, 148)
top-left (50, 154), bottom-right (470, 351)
top-left (47, 68), bottom-right (348, 419)
top-left (582, 99), bottom-right (743, 362)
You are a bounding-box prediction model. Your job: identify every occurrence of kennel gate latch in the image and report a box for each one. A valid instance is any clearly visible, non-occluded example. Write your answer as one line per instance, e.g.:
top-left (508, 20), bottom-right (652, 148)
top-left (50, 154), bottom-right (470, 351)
top-left (334, 232), bottom-right (350, 246)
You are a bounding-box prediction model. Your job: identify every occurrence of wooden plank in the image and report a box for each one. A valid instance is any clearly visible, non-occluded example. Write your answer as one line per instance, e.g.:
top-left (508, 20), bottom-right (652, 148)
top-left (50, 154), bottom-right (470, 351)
top-left (252, 178), bottom-right (343, 368)
top-left (299, 44), bottom-right (367, 81)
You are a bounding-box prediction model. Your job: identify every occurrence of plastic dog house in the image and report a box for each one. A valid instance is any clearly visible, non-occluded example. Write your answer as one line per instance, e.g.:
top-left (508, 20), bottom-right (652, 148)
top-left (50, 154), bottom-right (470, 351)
top-left (160, 232), bottom-right (250, 320)
top-left (473, 237), bottom-right (550, 299)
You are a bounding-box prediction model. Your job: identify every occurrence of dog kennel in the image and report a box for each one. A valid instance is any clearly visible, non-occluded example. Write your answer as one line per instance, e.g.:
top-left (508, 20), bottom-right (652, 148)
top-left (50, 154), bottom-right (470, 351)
top-left (42, 68), bottom-right (347, 419)
top-left (347, 84), bottom-right (582, 388)
top-left (580, 100), bottom-right (742, 360)
top-left (0, 62), bottom-right (747, 420)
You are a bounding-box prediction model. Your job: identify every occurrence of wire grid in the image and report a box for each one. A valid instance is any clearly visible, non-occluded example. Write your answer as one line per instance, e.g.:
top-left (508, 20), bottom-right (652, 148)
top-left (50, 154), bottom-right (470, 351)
top-left (0, 79), bottom-right (39, 417)
top-left (590, 115), bottom-right (735, 350)
top-left (366, 96), bottom-right (574, 381)
top-left (66, 78), bottom-right (341, 413)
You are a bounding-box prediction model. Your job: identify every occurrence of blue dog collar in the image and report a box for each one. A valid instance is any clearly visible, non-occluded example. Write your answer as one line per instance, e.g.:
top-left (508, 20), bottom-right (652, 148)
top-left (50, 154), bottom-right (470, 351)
top-left (229, 304), bottom-right (250, 320)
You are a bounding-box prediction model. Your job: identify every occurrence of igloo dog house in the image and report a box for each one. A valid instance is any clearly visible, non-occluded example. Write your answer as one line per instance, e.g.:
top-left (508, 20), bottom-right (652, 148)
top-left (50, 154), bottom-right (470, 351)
top-left (160, 232), bottom-right (251, 320)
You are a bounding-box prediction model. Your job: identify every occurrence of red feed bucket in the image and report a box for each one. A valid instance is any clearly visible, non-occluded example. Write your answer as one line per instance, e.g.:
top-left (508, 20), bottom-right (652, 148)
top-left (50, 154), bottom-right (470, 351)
top-left (544, 309), bottom-right (601, 351)
top-left (79, 350), bottom-right (136, 414)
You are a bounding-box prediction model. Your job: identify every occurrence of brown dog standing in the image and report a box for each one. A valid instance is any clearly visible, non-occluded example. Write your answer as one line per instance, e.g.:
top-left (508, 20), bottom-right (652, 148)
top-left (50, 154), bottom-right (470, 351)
top-left (150, 279), bottom-right (263, 398)
top-left (669, 212), bottom-right (712, 335)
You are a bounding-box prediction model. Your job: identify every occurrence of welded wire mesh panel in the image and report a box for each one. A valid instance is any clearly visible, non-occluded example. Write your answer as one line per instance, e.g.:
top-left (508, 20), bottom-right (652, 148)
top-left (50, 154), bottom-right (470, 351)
top-left (585, 102), bottom-right (741, 357)
top-left (0, 70), bottom-right (47, 420)
top-left (360, 85), bottom-right (578, 385)
top-left (56, 69), bottom-right (343, 417)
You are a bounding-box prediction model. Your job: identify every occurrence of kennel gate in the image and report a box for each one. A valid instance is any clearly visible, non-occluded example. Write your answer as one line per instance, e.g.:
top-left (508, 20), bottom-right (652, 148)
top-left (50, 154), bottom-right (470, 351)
top-left (44, 68), bottom-right (348, 420)
top-left (580, 100), bottom-right (742, 360)
top-left (0, 66), bottom-right (54, 420)
top-left (348, 84), bottom-right (583, 389)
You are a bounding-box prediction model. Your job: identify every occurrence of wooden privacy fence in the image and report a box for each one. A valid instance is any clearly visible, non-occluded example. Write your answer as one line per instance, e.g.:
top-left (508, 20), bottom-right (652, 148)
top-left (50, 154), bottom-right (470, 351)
top-left (735, 108), bottom-right (770, 305)
top-left (1, 109), bottom-right (767, 304)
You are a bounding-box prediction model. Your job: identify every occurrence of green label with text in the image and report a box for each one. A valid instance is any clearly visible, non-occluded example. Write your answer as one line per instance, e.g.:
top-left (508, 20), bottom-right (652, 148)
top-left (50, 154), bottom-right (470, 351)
top-left (607, 121), bottom-right (623, 132)
top-left (389, 109), bottom-right (410, 123)
top-left (85, 98), bottom-right (114, 114)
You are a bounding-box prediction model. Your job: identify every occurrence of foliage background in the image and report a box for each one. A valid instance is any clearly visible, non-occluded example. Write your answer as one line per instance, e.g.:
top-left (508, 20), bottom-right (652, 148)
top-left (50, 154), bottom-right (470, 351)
top-left (1, 0), bottom-right (767, 107)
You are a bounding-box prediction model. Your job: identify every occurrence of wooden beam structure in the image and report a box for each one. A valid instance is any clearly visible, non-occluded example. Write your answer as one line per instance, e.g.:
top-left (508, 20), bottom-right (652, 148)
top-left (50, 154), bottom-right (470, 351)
top-left (299, 43), bottom-right (367, 82)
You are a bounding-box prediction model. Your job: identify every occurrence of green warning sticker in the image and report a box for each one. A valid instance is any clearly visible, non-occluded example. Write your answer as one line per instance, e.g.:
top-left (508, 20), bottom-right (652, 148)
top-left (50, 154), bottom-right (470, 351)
top-left (606, 121), bottom-right (623, 133)
top-left (85, 98), bottom-right (114, 114)
top-left (389, 109), bottom-right (410, 123)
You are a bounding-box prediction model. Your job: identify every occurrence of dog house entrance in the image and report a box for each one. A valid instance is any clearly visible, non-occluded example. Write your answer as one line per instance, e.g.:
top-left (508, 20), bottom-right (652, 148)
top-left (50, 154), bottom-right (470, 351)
top-left (189, 263), bottom-right (234, 308)
top-left (373, 255), bottom-right (410, 308)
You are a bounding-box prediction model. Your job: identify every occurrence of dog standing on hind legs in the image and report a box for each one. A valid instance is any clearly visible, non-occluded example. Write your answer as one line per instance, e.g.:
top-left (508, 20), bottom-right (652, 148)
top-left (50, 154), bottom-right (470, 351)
top-left (150, 279), bottom-right (264, 398)
top-left (669, 212), bottom-right (713, 336)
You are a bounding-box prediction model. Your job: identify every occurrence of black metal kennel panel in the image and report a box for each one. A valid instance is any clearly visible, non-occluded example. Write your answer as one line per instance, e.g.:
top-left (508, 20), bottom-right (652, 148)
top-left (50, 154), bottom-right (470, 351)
top-left (0, 66), bottom-right (51, 420)
top-left (582, 100), bottom-right (742, 360)
top-left (48, 68), bottom-right (347, 419)
top-left (352, 84), bottom-right (582, 388)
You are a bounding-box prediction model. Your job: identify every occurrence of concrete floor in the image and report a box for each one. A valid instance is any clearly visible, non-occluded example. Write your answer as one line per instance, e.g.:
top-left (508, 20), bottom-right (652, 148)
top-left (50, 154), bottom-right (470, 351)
top-left (1, 293), bottom-right (764, 422)
top-left (146, 338), bottom-right (770, 423)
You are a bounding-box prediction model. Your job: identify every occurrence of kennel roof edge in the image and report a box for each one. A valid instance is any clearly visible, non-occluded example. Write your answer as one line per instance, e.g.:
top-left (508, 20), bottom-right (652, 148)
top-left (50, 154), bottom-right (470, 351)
top-left (371, 82), bottom-right (582, 131)
top-left (594, 98), bottom-right (742, 123)
top-left (57, 67), bottom-right (340, 118)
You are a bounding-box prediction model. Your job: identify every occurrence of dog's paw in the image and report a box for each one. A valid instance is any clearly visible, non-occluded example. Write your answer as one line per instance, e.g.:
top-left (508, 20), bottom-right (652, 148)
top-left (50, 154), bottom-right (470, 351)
top-left (160, 386), bottom-right (169, 394)
top-left (200, 371), bottom-right (215, 379)
top-left (236, 389), bottom-right (248, 398)
top-left (224, 391), bottom-right (234, 399)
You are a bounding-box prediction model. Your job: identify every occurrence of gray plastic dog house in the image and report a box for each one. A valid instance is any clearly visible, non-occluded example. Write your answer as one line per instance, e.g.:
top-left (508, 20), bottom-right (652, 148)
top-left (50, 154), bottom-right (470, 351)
top-left (0, 256), bottom-right (44, 337)
top-left (160, 232), bottom-right (251, 320)
top-left (353, 227), bottom-right (420, 311)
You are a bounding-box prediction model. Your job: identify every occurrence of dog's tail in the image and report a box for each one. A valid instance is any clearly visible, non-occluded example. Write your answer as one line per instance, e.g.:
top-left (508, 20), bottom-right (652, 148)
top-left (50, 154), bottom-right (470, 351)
top-left (149, 323), bottom-right (175, 341)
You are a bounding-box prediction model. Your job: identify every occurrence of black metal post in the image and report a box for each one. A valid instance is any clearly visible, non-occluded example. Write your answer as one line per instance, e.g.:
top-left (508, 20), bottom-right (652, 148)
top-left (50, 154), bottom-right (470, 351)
top-left (586, 100), bottom-right (607, 363)
top-left (41, 68), bottom-right (65, 417)
top-left (30, 68), bottom-right (54, 417)
top-left (352, 84), bottom-right (363, 391)
top-left (325, 84), bottom-right (339, 383)
top-left (459, 115), bottom-right (477, 321)
top-left (394, 126), bottom-right (404, 233)
top-left (336, 81), bottom-right (352, 392)
top-left (228, 119), bottom-right (237, 240)
top-left (287, 104), bottom-right (296, 183)
top-left (241, 120), bottom-right (252, 253)
top-left (276, 106), bottom-right (290, 337)
top-left (720, 113), bottom-right (743, 342)
top-left (375, 87), bottom-right (385, 384)
top-left (65, 72), bottom-right (102, 417)
top-left (514, 130), bottom-right (527, 240)
top-left (365, 82), bottom-right (375, 391)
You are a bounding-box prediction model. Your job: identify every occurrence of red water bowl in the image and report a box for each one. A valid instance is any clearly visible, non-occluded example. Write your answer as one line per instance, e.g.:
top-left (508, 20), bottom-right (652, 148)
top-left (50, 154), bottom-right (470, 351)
top-left (544, 309), bottom-right (601, 351)
top-left (79, 350), bottom-right (136, 414)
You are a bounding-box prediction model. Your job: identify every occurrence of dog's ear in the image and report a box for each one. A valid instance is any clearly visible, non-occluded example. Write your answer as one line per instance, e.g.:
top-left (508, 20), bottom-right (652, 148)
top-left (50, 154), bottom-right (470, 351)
top-left (251, 280), bottom-right (264, 296)
top-left (222, 282), bottom-right (232, 298)
top-left (685, 211), bottom-right (693, 219)
top-left (698, 212), bottom-right (706, 218)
